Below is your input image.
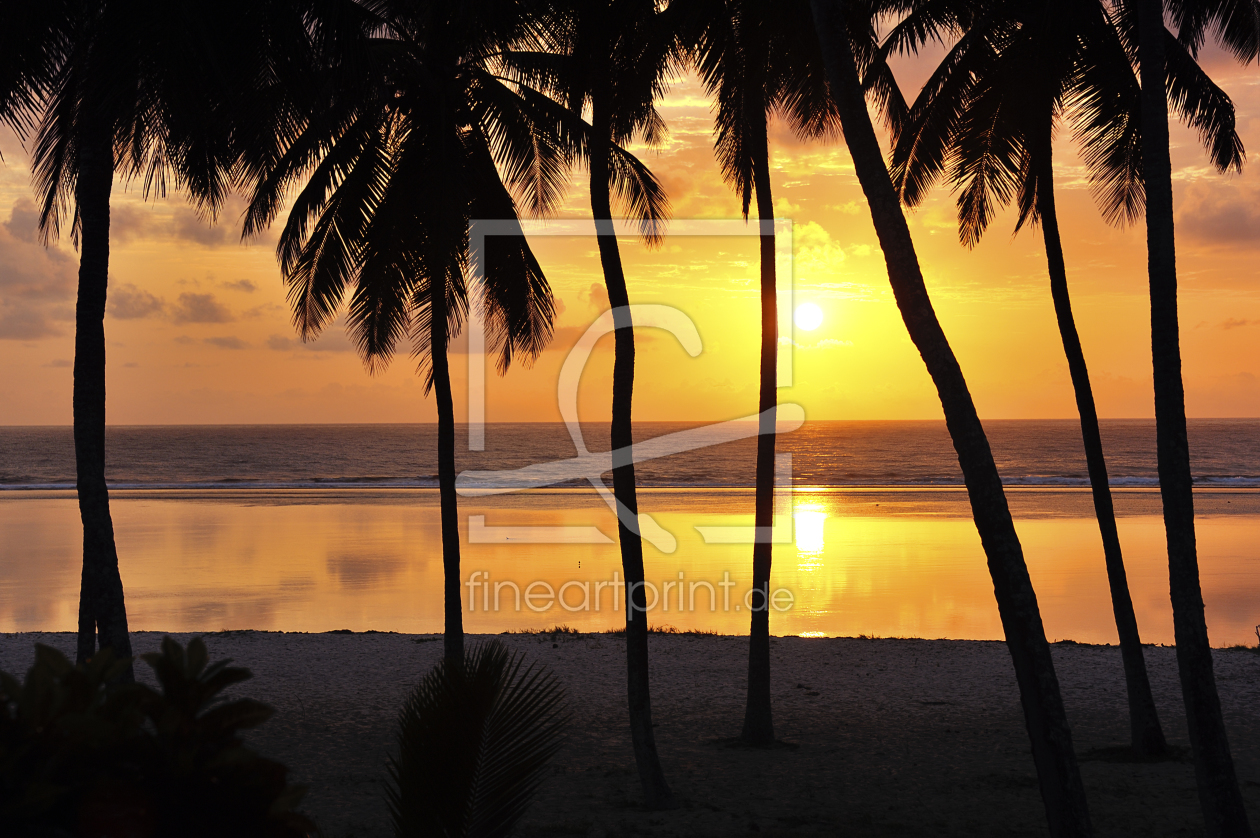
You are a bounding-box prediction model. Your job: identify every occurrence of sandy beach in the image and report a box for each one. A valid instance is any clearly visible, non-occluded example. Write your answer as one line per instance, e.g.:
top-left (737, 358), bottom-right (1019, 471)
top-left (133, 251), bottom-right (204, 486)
top-left (2, 631), bottom-right (1258, 837)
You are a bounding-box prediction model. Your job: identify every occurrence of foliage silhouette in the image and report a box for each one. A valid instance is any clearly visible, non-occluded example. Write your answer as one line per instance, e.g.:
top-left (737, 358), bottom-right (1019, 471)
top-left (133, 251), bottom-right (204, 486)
top-left (241, 0), bottom-right (568, 664)
top-left (1123, 0), bottom-right (1259, 831)
top-left (528, 0), bottom-right (679, 809)
top-left (881, 0), bottom-right (1237, 758)
top-left (0, 637), bottom-right (312, 838)
top-left (0, 0), bottom-right (314, 677)
top-left (386, 640), bottom-right (568, 838)
top-left (808, 0), bottom-right (1091, 833)
top-left (674, 0), bottom-right (839, 746)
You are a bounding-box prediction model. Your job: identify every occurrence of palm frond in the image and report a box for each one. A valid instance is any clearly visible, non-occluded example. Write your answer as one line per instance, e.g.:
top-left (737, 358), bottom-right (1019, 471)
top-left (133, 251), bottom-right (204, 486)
top-left (1068, 3), bottom-right (1145, 226)
top-left (1167, 0), bottom-right (1260, 61)
top-left (281, 119), bottom-right (392, 341)
top-left (1164, 30), bottom-right (1245, 173)
top-left (466, 66), bottom-right (574, 217)
top-left (608, 140), bottom-right (670, 244)
top-left (386, 641), bottom-right (568, 838)
top-left (465, 129), bottom-right (556, 374)
top-left (888, 26), bottom-right (986, 208)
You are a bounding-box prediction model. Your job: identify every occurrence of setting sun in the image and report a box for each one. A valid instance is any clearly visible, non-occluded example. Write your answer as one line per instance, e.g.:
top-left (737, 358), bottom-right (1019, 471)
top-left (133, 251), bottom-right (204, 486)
top-left (794, 302), bottom-right (824, 332)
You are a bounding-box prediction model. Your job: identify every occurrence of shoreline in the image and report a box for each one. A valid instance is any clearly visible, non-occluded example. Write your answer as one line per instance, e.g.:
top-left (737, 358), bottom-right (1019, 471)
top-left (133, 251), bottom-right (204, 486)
top-left (2, 632), bottom-right (1257, 836)
top-left (5, 485), bottom-right (1260, 493)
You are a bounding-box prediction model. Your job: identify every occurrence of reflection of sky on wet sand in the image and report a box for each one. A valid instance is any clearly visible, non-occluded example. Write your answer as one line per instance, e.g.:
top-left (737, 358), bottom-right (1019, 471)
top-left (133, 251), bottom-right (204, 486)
top-left (1, 489), bottom-right (1257, 645)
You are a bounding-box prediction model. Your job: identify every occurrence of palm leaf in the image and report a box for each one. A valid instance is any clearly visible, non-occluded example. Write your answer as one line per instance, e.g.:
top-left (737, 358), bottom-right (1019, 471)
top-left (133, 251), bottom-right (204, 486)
top-left (386, 641), bottom-right (568, 838)
top-left (1164, 31), bottom-right (1245, 173)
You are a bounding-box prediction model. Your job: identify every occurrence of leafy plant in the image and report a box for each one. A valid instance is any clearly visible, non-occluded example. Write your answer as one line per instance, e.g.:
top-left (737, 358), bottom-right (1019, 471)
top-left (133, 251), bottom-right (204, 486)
top-left (387, 641), bottom-right (568, 838)
top-left (0, 637), bottom-right (313, 838)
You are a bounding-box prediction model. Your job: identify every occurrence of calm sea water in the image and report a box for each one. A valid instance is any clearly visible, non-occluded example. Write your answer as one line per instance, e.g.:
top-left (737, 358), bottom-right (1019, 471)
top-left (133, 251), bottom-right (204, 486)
top-left (2, 419), bottom-right (1259, 489)
top-left (2, 421), bottom-right (1257, 642)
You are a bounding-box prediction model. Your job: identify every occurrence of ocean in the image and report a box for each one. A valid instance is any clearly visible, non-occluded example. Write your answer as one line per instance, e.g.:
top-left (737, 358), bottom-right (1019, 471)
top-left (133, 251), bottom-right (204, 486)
top-left (2, 421), bottom-right (1257, 644)
top-left (2, 419), bottom-right (1259, 489)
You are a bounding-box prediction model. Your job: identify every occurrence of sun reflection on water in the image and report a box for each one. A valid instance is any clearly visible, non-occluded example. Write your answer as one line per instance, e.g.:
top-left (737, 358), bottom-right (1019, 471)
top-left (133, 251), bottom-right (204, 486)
top-left (793, 505), bottom-right (828, 571)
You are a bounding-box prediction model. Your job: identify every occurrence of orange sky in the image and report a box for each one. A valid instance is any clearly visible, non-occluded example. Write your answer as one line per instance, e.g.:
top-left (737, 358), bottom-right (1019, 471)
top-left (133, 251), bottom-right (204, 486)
top-left (1, 46), bottom-right (1258, 425)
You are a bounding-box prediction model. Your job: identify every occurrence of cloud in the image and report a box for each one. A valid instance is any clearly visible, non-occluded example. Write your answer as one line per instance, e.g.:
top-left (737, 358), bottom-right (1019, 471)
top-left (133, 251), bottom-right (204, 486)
top-left (100, 198), bottom-right (248, 248)
top-left (1176, 182), bottom-right (1260, 245)
top-left (581, 282), bottom-right (610, 312)
top-left (793, 221), bottom-right (846, 278)
top-left (174, 211), bottom-right (230, 247)
top-left (204, 336), bottom-right (249, 350)
top-left (266, 329), bottom-right (355, 353)
top-left (0, 199), bottom-right (76, 340)
top-left (3, 198), bottom-right (40, 243)
top-left (107, 283), bottom-right (165, 319)
top-left (43, 358), bottom-right (71, 368)
top-left (109, 204), bottom-right (150, 243)
top-left (171, 292), bottom-right (232, 324)
top-left (223, 279), bottom-right (257, 293)
top-left (1220, 318), bottom-right (1255, 330)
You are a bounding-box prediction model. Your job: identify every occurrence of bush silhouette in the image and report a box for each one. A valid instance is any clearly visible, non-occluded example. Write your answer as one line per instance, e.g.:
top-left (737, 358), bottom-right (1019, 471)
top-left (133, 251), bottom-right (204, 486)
top-left (0, 637), bottom-right (313, 837)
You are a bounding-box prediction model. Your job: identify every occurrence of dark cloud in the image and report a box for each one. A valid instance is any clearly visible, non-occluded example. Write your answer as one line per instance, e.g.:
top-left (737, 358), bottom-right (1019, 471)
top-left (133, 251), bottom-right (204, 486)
top-left (204, 336), bottom-right (249, 350)
top-left (123, 361), bottom-right (139, 368)
top-left (43, 358), bottom-right (71, 368)
top-left (1176, 182), bottom-right (1260, 245)
top-left (171, 292), bottom-right (232, 324)
top-left (107, 283), bottom-right (165, 319)
top-left (0, 199), bottom-right (76, 340)
top-left (1220, 318), bottom-right (1256, 330)
top-left (223, 279), bottom-right (257, 293)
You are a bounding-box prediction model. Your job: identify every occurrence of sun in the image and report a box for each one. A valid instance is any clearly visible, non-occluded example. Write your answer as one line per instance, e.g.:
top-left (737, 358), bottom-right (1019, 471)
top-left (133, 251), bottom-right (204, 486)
top-left (794, 302), bottom-right (824, 331)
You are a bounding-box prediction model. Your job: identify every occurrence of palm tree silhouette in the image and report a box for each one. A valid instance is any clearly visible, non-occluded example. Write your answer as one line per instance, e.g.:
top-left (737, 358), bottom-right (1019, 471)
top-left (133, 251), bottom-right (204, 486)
top-left (882, 0), bottom-right (1245, 759)
top-left (1126, 0), bottom-right (1258, 832)
top-left (808, 1), bottom-right (1092, 833)
top-left (675, 0), bottom-right (839, 747)
top-left (536, 0), bottom-right (678, 809)
top-left (1, 0), bottom-right (305, 677)
top-left (241, 0), bottom-right (565, 664)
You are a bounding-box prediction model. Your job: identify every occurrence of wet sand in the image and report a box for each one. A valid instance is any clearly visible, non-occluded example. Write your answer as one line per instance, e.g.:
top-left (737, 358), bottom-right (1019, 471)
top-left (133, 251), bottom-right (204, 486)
top-left (2, 631), bottom-right (1258, 837)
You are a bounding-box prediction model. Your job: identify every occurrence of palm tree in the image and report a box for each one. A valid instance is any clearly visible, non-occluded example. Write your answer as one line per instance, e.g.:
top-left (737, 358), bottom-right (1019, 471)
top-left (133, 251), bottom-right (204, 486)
top-left (676, 0), bottom-right (839, 746)
top-left (241, 0), bottom-right (567, 666)
top-left (1125, 0), bottom-right (1258, 832)
top-left (1, 0), bottom-right (308, 677)
top-left (807, 1), bottom-right (1092, 834)
top-left (531, 0), bottom-right (678, 809)
top-left (883, 0), bottom-right (1245, 758)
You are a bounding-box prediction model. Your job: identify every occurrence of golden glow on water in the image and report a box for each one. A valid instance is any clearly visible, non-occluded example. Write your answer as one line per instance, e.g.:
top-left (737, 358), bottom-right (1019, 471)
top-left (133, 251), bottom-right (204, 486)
top-left (792, 506), bottom-right (828, 568)
top-left (1, 489), bottom-right (1257, 645)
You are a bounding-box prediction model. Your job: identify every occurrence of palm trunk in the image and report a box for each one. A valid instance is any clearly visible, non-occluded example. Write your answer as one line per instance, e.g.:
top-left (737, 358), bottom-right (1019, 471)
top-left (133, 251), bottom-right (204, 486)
top-left (73, 130), bottom-right (134, 681)
top-left (1035, 141), bottom-right (1165, 756)
top-left (1135, 2), bottom-right (1251, 834)
top-left (807, 3), bottom-right (1090, 834)
top-left (588, 41), bottom-right (674, 811)
top-left (741, 136), bottom-right (777, 747)
top-left (431, 279), bottom-right (464, 665)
